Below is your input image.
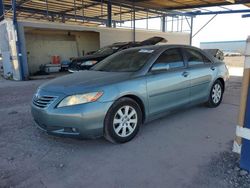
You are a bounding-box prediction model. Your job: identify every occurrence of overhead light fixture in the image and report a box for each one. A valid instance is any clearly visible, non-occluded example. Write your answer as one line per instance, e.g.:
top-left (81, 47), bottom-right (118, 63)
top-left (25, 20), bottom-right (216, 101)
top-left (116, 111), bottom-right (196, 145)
top-left (31, 0), bottom-right (47, 4)
top-left (225, 0), bottom-right (235, 3)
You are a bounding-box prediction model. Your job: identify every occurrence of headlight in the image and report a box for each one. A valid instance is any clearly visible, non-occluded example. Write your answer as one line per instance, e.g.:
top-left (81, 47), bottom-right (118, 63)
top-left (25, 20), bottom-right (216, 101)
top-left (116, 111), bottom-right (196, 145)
top-left (57, 92), bottom-right (103, 108)
top-left (81, 61), bottom-right (97, 66)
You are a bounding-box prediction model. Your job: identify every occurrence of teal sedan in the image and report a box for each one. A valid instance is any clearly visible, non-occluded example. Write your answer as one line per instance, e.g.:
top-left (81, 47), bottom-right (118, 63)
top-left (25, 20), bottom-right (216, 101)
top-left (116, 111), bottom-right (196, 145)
top-left (31, 45), bottom-right (229, 143)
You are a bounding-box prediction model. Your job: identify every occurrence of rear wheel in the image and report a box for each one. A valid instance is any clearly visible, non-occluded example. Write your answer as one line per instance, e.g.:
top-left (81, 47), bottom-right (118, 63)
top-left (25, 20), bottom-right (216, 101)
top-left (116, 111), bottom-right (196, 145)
top-left (104, 97), bottom-right (142, 143)
top-left (207, 80), bottom-right (224, 108)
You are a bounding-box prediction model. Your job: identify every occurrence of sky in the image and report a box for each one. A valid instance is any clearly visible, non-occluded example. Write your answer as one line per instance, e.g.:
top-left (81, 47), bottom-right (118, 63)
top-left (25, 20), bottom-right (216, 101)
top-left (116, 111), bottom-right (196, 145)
top-left (192, 13), bottom-right (250, 47)
top-left (120, 5), bottom-right (250, 47)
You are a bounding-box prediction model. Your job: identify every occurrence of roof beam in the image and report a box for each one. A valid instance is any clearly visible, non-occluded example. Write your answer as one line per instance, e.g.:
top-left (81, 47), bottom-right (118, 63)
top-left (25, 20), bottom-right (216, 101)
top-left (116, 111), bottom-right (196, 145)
top-left (162, 0), bottom-right (213, 13)
top-left (90, 0), bottom-right (193, 17)
top-left (242, 13), bottom-right (250, 17)
top-left (17, 0), bottom-right (31, 7)
top-left (4, 4), bottom-right (124, 23)
top-left (95, 8), bottom-right (150, 19)
top-left (163, 0), bottom-right (250, 10)
top-left (60, 2), bottom-right (100, 14)
top-left (191, 9), bottom-right (250, 15)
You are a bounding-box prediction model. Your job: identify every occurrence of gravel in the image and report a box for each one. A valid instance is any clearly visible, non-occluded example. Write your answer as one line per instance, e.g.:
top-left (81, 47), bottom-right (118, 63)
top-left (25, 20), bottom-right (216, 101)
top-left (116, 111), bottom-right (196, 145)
top-left (189, 144), bottom-right (250, 188)
top-left (0, 76), bottom-right (244, 188)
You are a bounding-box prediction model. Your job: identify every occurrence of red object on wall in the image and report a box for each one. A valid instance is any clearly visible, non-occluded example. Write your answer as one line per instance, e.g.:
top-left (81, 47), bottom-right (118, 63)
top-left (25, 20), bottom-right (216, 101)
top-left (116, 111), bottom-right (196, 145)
top-left (51, 56), bottom-right (60, 64)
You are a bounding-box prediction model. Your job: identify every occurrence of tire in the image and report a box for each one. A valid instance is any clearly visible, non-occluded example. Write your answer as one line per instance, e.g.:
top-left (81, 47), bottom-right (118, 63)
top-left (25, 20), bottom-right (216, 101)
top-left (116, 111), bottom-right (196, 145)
top-left (207, 80), bottom-right (224, 108)
top-left (104, 97), bottom-right (142, 143)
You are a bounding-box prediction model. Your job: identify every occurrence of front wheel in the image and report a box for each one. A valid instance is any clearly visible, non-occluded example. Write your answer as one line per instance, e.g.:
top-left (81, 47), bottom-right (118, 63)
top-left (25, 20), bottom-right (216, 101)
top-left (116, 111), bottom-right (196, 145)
top-left (207, 80), bottom-right (224, 108)
top-left (104, 97), bottom-right (142, 143)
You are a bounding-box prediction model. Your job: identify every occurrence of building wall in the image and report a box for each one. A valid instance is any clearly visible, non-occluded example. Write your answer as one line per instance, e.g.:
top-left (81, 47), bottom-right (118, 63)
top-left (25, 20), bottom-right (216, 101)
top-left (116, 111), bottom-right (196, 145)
top-left (17, 20), bottom-right (190, 78)
top-left (200, 40), bottom-right (246, 54)
top-left (74, 31), bottom-right (100, 56)
top-left (19, 21), bottom-right (190, 47)
top-left (24, 29), bottom-right (100, 74)
top-left (98, 27), bottom-right (190, 47)
top-left (25, 33), bottom-right (78, 75)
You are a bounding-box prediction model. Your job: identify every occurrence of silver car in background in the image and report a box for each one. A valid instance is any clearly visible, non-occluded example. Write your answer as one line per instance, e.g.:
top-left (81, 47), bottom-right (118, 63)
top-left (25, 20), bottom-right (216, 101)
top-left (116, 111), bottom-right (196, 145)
top-left (31, 45), bottom-right (229, 143)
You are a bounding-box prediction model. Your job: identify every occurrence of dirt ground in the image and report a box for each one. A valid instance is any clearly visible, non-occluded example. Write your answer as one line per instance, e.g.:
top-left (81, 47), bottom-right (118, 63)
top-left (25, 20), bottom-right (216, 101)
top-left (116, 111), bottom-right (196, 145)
top-left (224, 56), bottom-right (245, 67)
top-left (0, 75), bottom-right (243, 188)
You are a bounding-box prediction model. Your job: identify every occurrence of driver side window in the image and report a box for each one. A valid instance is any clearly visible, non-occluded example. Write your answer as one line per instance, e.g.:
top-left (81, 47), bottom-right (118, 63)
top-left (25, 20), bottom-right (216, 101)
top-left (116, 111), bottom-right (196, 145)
top-left (154, 48), bottom-right (184, 69)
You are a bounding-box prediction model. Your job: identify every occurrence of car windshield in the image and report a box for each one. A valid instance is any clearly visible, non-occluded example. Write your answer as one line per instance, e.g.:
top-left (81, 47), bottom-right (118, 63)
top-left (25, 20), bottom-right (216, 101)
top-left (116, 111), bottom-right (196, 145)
top-left (92, 48), bottom-right (154, 72)
top-left (93, 45), bottom-right (119, 55)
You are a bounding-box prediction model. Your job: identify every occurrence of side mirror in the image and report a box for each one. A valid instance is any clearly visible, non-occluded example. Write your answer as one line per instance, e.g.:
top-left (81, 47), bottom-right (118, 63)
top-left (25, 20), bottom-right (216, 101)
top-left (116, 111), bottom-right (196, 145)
top-left (151, 63), bottom-right (170, 72)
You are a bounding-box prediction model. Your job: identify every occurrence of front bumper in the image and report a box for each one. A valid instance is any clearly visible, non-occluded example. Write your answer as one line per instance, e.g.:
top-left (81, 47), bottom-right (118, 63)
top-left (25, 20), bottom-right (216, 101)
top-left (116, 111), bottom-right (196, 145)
top-left (31, 94), bottom-right (113, 139)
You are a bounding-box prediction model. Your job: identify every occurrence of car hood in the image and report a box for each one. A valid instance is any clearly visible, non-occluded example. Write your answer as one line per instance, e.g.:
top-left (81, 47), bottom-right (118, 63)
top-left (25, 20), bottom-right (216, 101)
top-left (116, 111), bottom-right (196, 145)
top-left (39, 71), bottom-right (132, 95)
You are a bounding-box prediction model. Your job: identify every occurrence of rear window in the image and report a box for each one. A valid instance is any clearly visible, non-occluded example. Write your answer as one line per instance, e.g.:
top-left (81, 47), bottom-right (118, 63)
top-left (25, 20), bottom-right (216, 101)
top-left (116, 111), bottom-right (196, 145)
top-left (185, 49), bottom-right (205, 66)
top-left (93, 46), bottom-right (117, 55)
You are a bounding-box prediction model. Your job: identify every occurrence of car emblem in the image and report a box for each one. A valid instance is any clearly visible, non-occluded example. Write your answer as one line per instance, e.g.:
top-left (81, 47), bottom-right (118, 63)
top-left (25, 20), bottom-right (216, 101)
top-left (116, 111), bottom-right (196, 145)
top-left (34, 93), bottom-right (40, 101)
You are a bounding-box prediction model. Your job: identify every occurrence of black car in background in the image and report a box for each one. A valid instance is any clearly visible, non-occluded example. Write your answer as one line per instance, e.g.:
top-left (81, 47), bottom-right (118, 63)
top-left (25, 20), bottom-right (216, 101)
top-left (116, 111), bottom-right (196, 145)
top-left (68, 36), bottom-right (166, 72)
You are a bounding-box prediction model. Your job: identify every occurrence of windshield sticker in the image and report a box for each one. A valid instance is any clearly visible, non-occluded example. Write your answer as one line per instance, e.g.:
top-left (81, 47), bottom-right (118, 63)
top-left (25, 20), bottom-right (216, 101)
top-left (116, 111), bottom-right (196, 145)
top-left (139, 49), bottom-right (154, 53)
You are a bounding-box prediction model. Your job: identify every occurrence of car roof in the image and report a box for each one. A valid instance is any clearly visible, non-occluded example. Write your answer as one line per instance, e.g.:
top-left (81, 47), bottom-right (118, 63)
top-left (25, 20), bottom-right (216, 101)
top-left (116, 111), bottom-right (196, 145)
top-left (124, 44), bottom-right (202, 51)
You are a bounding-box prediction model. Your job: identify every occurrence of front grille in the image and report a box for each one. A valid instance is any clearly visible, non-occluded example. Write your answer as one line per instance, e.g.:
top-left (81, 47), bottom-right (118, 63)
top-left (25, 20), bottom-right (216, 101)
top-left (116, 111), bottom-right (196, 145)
top-left (33, 95), bottom-right (57, 108)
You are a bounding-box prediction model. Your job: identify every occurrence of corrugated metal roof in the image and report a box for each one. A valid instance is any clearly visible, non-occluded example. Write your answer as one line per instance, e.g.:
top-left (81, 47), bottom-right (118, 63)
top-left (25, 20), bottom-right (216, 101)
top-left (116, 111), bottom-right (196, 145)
top-left (2, 0), bottom-right (250, 26)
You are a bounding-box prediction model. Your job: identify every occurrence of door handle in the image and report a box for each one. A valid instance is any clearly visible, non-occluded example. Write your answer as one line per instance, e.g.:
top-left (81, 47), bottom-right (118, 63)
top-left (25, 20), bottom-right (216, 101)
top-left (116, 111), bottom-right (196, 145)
top-left (182, 71), bottom-right (189, 77)
top-left (210, 66), bottom-right (216, 71)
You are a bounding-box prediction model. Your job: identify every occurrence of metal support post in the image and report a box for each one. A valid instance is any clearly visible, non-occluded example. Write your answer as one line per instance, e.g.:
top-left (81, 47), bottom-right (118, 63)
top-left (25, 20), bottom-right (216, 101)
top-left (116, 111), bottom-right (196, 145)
top-left (107, 0), bottom-right (112, 27)
top-left (162, 15), bottom-right (166, 32)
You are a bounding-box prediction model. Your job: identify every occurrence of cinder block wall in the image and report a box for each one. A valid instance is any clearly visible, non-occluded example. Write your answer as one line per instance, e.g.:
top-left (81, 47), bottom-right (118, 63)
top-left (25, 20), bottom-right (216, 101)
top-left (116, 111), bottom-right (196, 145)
top-left (24, 29), bottom-right (100, 75)
top-left (17, 21), bottom-right (190, 78)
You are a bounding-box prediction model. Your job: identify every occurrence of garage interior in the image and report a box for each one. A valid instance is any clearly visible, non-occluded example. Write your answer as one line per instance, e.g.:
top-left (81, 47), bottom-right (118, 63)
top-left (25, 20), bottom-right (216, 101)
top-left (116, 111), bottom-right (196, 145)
top-left (21, 21), bottom-right (190, 76)
top-left (25, 28), bottom-right (100, 75)
top-left (1, 0), bottom-right (250, 80)
top-left (1, 0), bottom-right (250, 186)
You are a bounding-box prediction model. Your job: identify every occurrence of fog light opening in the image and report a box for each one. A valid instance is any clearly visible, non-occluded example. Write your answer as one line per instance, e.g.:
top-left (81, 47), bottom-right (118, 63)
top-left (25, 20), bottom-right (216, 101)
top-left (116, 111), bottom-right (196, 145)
top-left (63, 127), bottom-right (78, 133)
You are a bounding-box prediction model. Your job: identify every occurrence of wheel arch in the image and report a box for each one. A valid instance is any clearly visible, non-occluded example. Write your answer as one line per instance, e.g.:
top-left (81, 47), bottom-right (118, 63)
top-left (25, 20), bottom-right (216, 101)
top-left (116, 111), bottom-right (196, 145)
top-left (117, 94), bottom-right (146, 123)
top-left (216, 77), bottom-right (225, 91)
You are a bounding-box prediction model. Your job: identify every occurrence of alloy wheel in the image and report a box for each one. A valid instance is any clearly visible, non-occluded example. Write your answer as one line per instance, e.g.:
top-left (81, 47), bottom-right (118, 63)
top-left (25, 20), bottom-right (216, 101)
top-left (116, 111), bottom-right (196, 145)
top-left (212, 83), bottom-right (222, 104)
top-left (113, 105), bottom-right (138, 137)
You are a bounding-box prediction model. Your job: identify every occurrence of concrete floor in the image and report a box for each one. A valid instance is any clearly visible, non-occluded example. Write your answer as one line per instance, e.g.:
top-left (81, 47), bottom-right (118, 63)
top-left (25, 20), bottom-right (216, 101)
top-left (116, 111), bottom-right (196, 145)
top-left (0, 76), bottom-right (242, 188)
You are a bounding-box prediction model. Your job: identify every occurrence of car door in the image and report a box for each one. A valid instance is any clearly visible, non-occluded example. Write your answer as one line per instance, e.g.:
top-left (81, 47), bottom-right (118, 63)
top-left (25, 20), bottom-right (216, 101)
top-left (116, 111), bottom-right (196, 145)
top-left (183, 48), bottom-right (216, 104)
top-left (146, 48), bottom-right (190, 116)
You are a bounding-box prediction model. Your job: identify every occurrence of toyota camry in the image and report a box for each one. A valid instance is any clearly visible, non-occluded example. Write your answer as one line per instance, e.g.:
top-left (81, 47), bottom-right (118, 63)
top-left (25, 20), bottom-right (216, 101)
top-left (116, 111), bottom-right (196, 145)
top-left (31, 45), bottom-right (229, 143)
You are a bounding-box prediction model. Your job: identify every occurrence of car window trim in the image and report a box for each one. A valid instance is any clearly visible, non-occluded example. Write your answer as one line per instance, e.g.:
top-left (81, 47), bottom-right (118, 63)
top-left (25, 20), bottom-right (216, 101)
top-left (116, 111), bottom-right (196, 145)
top-left (148, 47), bottom-right (187, 73)
top-left (202, 54), bottom-right (213, 64)
top-left (183, 47), bottom-right (214, 67)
